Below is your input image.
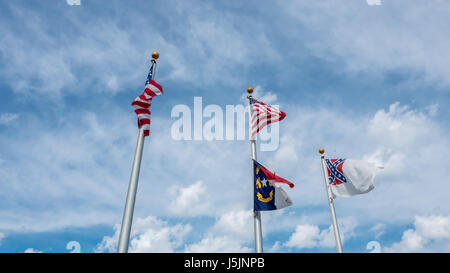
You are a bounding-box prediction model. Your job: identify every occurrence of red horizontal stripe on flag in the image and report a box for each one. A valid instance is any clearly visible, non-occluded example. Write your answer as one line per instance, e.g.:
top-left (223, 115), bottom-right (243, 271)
top-left (144, 88), bottom-right (158, 98)
top-left (260, 165), bottom-right (294, 188)
top-left (249, 98), bottom-right (286, 137)
top-left (149, 80), bottom-right (163, 93)
top-left (132, 101), bottom-right (151, 109)
top-left (139, 93), bottom-right (153, 101)
top-left (132, 79), bottom-right (163, 137)
top-left (139, 119), bottom-right (151, 126)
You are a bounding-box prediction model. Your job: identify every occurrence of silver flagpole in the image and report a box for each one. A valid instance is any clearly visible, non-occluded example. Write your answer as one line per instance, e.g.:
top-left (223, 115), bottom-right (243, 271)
top-left (319, 148), bottom-right (343, 253)
top-left (117, 51), bottom-right (159, 253)
top-left (247, 87), bottom-right (263, 253)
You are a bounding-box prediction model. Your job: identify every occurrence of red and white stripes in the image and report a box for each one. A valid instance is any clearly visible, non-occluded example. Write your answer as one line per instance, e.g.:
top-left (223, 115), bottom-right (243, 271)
top-left (131, 79), bottom-right (163, 137)
top-left (250, 99), bottom-right (286, 137)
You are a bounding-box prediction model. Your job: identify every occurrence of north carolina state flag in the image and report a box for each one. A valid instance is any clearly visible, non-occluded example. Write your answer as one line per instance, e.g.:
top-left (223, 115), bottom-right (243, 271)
top-left (254, 160), bottom-right (294, 211)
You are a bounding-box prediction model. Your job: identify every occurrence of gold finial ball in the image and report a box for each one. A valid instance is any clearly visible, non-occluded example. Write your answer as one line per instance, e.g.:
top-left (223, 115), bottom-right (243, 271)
top-left (152, 51), bottom-right (159, 60)
top-left (247, 87), bottom-right (254, 94)
top-left (319, 148), bottom-right (325, 154)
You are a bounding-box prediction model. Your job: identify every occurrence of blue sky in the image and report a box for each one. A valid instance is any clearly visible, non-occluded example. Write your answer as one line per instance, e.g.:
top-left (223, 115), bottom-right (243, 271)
top-left (1, 0), bottom-right (450, 253)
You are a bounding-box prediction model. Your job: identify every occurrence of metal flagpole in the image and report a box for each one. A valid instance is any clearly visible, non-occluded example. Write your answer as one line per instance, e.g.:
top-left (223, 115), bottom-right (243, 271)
top-left (117, 51), bottom-right (159, 253)
top-left (319, 148), bottom-right (343, 253)
top-left (247, 87), bottom-right (263, 253)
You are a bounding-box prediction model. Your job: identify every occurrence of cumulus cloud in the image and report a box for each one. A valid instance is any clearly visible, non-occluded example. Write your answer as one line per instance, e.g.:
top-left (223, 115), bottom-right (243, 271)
top-left (385, 215), bottom-right (450, 252)
top-left (1, 0), bottom-right (450, 254)
top-left (184, 235), bottom-right (252, 253)
top-left (0, 94), bottom-right (447, 259)
top-left (1, 99), bottom-right (448, 238)
top-left (284, 218), bottom-right (357, 250)
top-left (183, 209), bottom-right (253, 253)
top-left (129, 217), bottom-right (191, 252)
top-left (284, 224), bottom-right (321, 249)
top-left (368, 102), bottom-right (432, 150)
top-left (96, 210), bottom-right (254, 253)
top-left (184, 209), bottom-right (312, 252)
top-left (210, 210), bottom-right (254, 241)
top-left (168, 181), bottom-right (211, 216)
top-left (264, 101), bottom-right (450, 227)
top-left (96, 216), bottom-right (192, 253)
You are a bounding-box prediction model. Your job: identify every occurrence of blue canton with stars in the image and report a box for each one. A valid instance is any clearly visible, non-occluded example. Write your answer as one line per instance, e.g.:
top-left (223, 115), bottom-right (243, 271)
top-left (145, 61), bottom-right (154, 86)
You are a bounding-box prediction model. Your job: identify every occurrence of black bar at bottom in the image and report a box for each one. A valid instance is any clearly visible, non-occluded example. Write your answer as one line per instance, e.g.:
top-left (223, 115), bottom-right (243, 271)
top-left (0, 253), bottom-right (446, 272)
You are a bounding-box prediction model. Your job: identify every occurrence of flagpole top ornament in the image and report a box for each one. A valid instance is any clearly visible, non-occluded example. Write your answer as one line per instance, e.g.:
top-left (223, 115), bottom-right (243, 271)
top-left (152, 51), bottom-right (159, 60)
top-left (319, 148), bottom-right (325, 154)
top-left (247, 87), bottom-right (254, 94)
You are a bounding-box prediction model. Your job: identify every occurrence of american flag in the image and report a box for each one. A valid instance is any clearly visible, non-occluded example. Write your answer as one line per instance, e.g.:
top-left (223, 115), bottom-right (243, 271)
top-left (249, 98), bottom-right (286, 137)
top-left (131, 63), bottom-right (163, 137)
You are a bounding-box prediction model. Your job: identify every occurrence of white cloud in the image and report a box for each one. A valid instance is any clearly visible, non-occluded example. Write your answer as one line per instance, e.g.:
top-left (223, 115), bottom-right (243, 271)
top-left (184, 209), bottom-right (311, 253)
top-left (0, 98), bottom-right (448, 241)
top-left (415, 215), bottom-right (450, 240)
top-left (0, 1), bottom-right (278, 100)
top-left (240, 85), bottom-right (278, 105)
top-left (96, 216), bottom-right (192, 253)
top-left (262, 100), bottom-right (450, 228)
top-left (129, 217), bottom-right (192, 253)
top-left (0, 113), bottom-right (19, 125)
top-left (284, 217), bottom-right (357, 250)
top-left (95, 211), bottom-right (254, 253)
top-left (24, 248), bottom-right (42, 253)
top-left (168, 181), bottom-right (211, 216)
top-left (184, 209), bottom-right (253, 253)
top-left (362, 147), bottom-right (403, 175)
top-left (284, 224), bottom-right (320, 249)
top-left (1, 1), bottom-right (450, 254)
top-left (267, 241), bottom-right (282, 253)
top-left (0, 232), bottom-right (4, 245)
top-left (0, 106), bottom-right (255, 231)
top-left (0, 110), bottom-right (138, 231)
top-left (366, 0), bottom-right (382, 6)
top-left (370, 223), bottom-right (387, 239)
top-left (385, 215), bottom-right (450, 252)
top-left (210, 210), bottom-right (253, 241)
top-left (368, 102), bottom-right (432, 149)
top-left (66, 0), bottom-right (81, 6)
top-left (281, 1), bottom-right (450, 87)
top-left (184, 235), bottom-right (251, 253)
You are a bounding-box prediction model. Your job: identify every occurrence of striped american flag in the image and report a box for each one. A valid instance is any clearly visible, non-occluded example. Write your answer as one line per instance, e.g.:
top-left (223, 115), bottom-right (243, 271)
top-left (249, 97), bottom-right (286, 137)
top-left (131, 64), bottom-right (163, 137)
